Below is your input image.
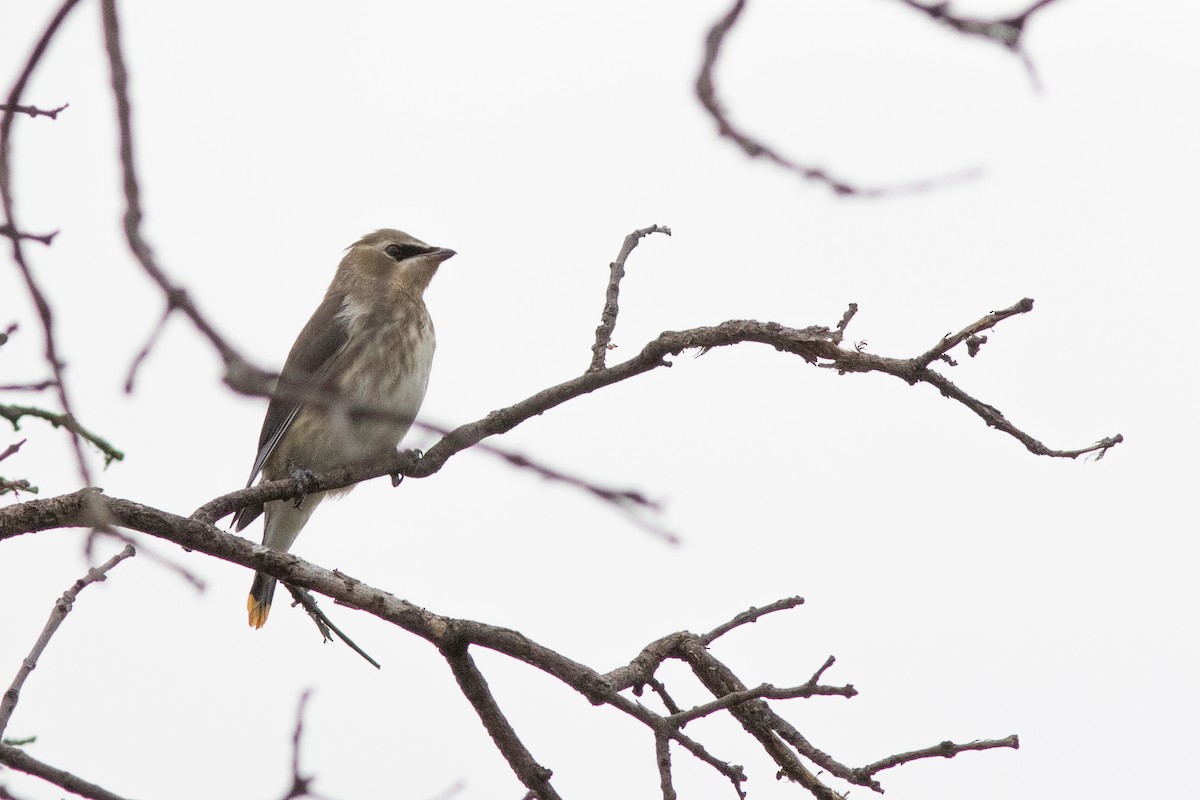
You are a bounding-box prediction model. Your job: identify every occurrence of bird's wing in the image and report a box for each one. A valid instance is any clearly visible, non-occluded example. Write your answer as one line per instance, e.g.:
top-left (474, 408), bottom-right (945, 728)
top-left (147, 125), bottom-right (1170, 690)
top-left (232, 292), bottom-right (349, 531)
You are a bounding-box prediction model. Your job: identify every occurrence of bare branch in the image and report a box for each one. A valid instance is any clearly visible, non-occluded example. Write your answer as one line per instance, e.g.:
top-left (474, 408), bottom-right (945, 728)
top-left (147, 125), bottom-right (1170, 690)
top-left (669, 676), bottom-right (856, 728)
top-left (0, 224), bottom-right (57, 245)
top-left (0, 745), bottom-right (131, 800)
top-left (894, 0), bottom-right (1060, 50)
top-left (0, 405), bottom-right (124, 466)
top-left (0, 492), bottom-right (1023, 797)
top-left (0, 478), bottom-right (36, 497)
top-left (589, 224), bottom-right (671, 372)
top-left (915, 297), bottom-right (1033, 367)
top-left (0, 545), bottom-right (136, 737)
top-left (655, 732), bottom-right (677, 800)
top-left (857, 734), bottom-right (1020, 777)
top-left (276, 689), bottom-right (335, 800)
top-left (0, 381), bottom-right (57, 392)
top-left (440, 641), bottom-right (561, 800)
top-left (676, 638), bottom-right (841, 799)
top-left (284, 585), bottom-right (381, 669)
top-left (832, 303), bottom-right (858, 345)
top-left (123, 302), bottom-right (173, 393)
top-left (703, 596), bottom-right (806, 644)
top-left (1, 0), bottom-right (95, 487)
top-left (0, 440), bottom-right (25, 463)
top-left (0, 103), bottom-right (68, 121)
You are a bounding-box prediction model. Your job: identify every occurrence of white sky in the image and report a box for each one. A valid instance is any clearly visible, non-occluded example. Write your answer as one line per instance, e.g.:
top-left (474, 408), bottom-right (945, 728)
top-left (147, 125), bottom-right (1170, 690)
top-left (1, 1), bottom-right (1197, 799)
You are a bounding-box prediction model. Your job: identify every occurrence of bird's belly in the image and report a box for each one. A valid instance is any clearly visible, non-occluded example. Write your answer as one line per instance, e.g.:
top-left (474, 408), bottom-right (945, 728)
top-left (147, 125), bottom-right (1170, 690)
top-left (281, 326), bottom-right (434, 472)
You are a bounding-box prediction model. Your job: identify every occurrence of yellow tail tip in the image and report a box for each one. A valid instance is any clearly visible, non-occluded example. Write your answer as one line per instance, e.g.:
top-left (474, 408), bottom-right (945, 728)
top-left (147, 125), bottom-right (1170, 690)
top-left (247, 595), bottom-right (271, 629)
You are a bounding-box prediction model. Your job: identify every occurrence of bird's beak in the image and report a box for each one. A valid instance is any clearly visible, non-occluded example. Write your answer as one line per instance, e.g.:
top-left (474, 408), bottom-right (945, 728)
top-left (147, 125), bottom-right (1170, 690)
top-left (430, 247), bottom-right (457, 263)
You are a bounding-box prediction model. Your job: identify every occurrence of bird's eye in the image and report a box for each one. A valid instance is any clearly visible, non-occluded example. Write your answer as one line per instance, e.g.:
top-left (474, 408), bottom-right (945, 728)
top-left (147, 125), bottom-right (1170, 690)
top-left (385, 243), bottom-right (429, 261)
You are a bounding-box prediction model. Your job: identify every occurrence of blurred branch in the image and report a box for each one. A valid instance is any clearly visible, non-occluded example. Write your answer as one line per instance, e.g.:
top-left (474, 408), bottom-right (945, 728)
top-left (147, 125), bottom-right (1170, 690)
top-left (696, 0), bottom-right (978, 196)
top-left (0, 440), bottom-right (24, 463)
top-left (894, 0), bottom-right (1060, 51)
top-left (1, 0), bottom-right (94, 487)
top-left (0, 103), bottom-right (68, 121)
top-left (0, 404), bottom-right (125, 466)
top-left (0, 224), bottom-right (57, 246)
top-left (0, 479), bottom-right (36, 497)
top-left (276, 689), bottom-right (335, 800)
top-left (0, 745), bottom-right (130, 800)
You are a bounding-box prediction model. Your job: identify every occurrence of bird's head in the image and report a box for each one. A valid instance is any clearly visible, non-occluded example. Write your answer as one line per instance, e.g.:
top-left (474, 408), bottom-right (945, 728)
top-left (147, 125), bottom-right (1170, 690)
top-left (338, 229), bottom-right (456, 299)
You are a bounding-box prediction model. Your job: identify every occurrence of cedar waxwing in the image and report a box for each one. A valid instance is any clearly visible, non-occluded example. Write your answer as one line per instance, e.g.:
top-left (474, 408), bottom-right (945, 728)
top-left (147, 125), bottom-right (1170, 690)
top-left (232, 229), bottom-right (454, 628)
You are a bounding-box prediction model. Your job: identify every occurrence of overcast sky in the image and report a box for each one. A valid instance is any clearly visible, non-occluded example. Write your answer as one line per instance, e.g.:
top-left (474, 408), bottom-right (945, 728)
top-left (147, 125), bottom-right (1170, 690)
top-left (2, 1), bottom-right (1197, 799)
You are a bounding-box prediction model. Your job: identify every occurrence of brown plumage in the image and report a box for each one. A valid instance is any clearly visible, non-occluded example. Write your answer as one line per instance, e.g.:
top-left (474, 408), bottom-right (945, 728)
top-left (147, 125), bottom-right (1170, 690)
top-left (233, 229), bottom-right (454, 628)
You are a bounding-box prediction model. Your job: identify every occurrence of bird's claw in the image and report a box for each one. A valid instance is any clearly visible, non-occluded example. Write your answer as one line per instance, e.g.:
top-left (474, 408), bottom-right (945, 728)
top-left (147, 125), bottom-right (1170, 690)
top-left (289, 465), bottom-right (320, 508)
top-left (391, 448), bottom-right (423, 487)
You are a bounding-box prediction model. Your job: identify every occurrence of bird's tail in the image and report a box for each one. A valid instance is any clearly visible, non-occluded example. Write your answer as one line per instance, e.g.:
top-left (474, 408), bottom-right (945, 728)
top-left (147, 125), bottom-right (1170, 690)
top-left (245, 493), bottom-right (323, 628)
top-left (247, 571), bottom-right (277, 629)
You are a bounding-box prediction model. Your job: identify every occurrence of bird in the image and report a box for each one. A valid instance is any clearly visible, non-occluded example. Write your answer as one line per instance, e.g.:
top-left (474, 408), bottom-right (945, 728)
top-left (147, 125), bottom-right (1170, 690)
top-left (232, 229), bottom-right (455, 628)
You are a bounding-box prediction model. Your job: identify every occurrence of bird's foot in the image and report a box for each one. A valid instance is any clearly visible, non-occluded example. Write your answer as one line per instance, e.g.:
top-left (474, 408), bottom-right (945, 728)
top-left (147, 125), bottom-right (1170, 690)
top-left (391, 448), bottom-right (422, 487)
top-left (289, 465), bottom-right (321, 508)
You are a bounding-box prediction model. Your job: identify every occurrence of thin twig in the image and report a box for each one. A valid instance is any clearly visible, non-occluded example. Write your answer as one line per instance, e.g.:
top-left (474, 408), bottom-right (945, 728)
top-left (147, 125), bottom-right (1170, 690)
top-left (832, 303), bottom-right (858, 345)
top-left (0, 545), bottom-right (136, 737)
top-left (914, 297), bottom-right (1033, 367)
top-left (285, 585), bottom-right (381, 669)
top-left (0, 440), bottom-right (25, 463)
top-left (703, 596), bottom-right (806, 644)
top-left (0, 103), bottom-right (68, 120)
top-left (124, 302), bottom-right (173, 393)
top-left (0, 478), bottom-right (37, 496)
top-left (857, 734), bottom-right (1020, 777)
top-left (0, 224), bottom-right (57, 245)
top-left (641, 677), bottom-right (682, 715)
top-left (0, 380), bottom-right (57, 392)
top-left (588, 224), bottom-right (671, 372)
top-left (894, 0), bottom-right (1059, 49)
top-left (669, 677), bottom-right (856, 727)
